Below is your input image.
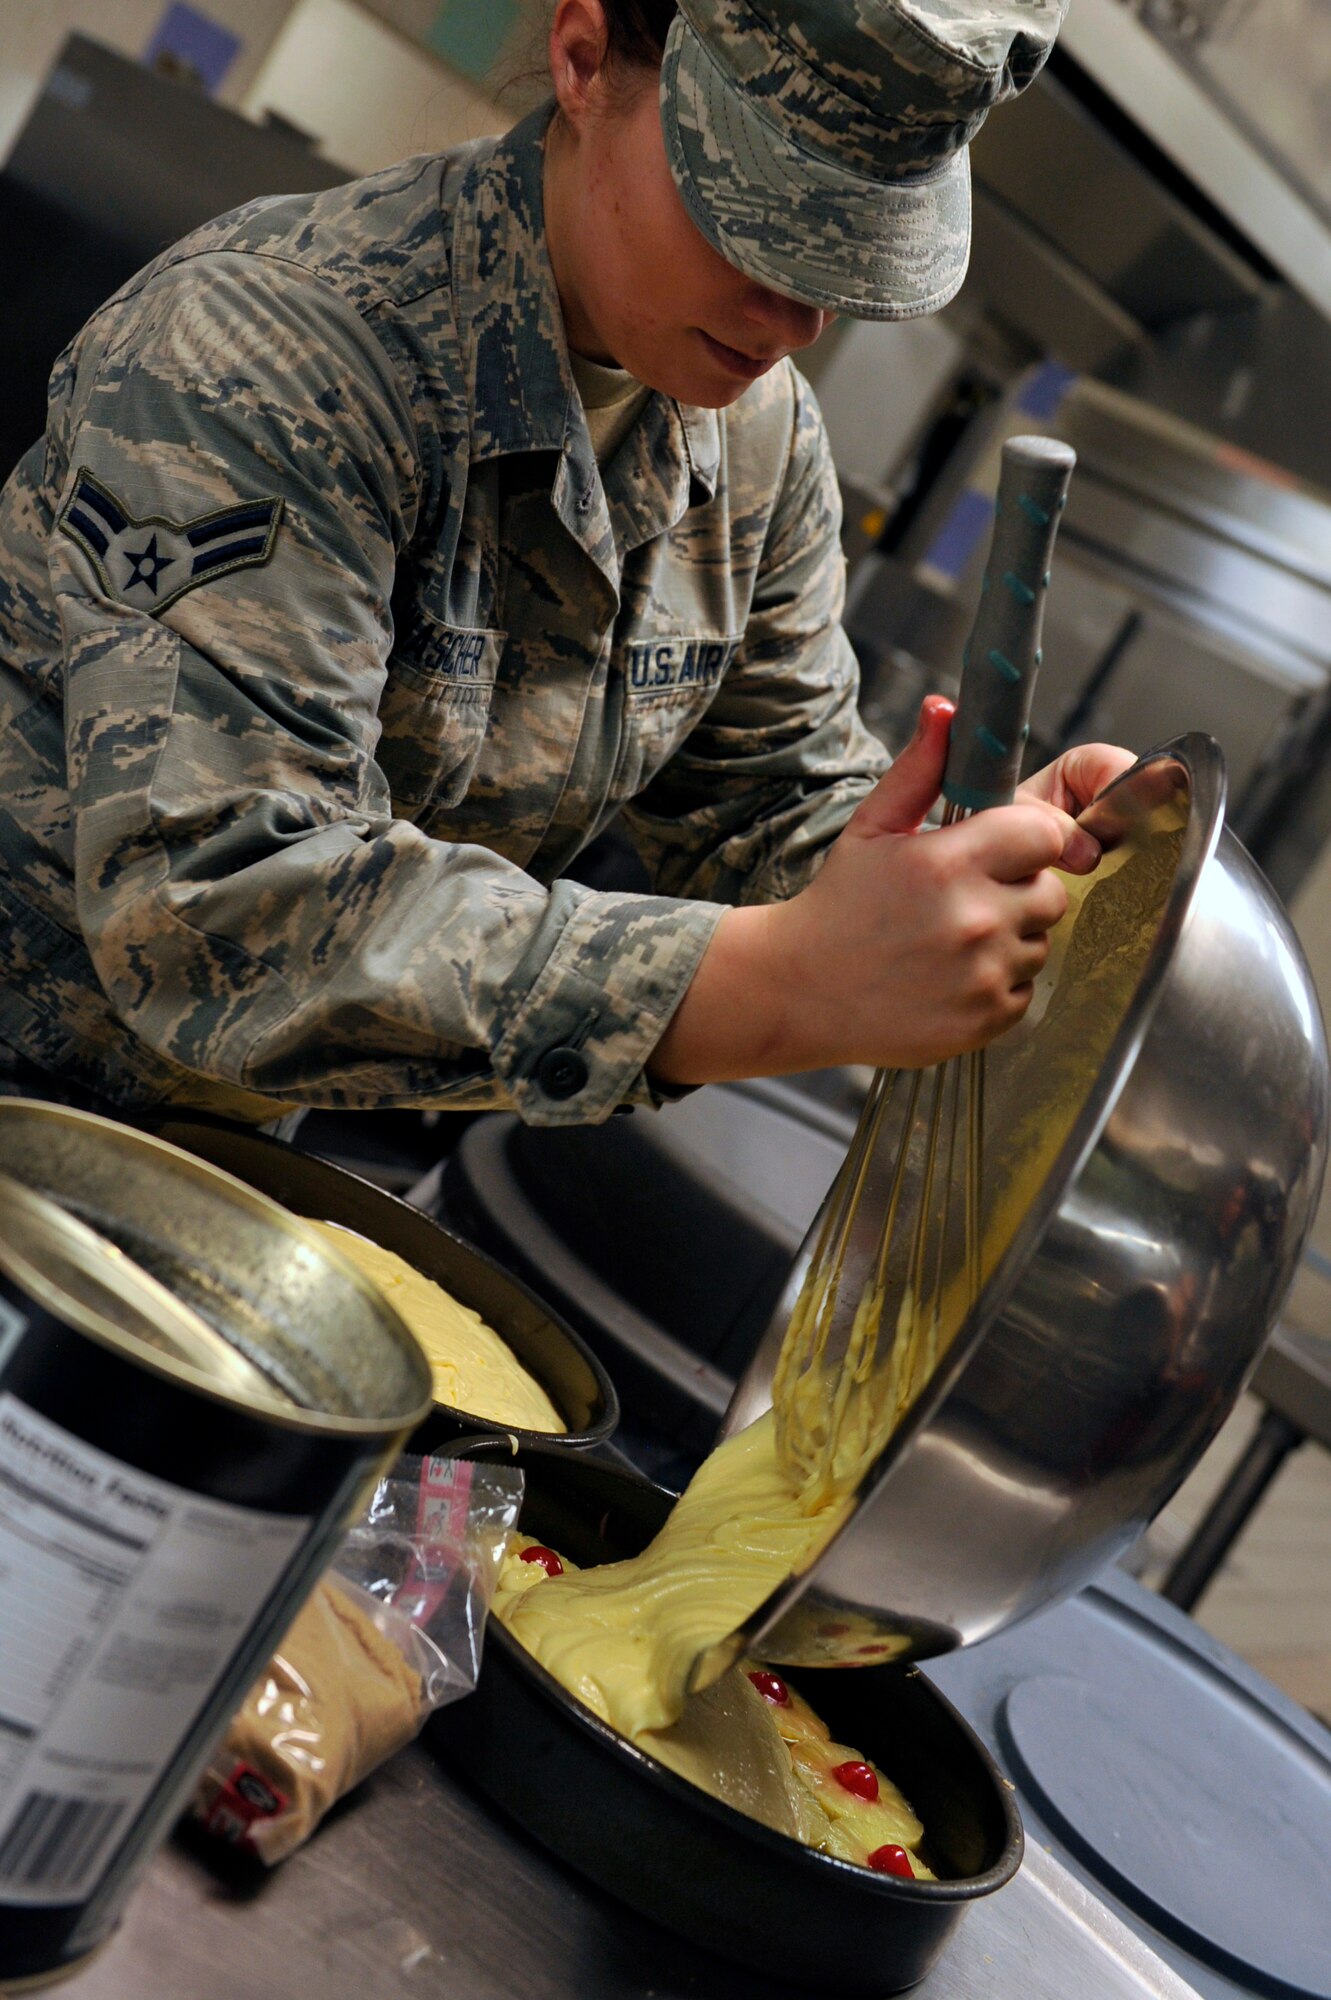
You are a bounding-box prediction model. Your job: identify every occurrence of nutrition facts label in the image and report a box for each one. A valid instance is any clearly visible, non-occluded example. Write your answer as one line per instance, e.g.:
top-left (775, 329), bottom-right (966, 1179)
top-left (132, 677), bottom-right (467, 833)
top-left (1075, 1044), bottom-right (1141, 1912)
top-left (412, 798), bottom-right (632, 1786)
top-left (0, 1393), bottom-right (309, 1904)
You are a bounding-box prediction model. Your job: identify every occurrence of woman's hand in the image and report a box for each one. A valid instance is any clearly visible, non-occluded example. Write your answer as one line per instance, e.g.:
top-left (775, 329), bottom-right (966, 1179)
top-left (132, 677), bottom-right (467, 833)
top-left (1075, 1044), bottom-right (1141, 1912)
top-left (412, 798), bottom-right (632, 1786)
top-left (650, 700), bottom-right (1135, 1086)
top-left (1017, 740), bottom-right (1137, 834)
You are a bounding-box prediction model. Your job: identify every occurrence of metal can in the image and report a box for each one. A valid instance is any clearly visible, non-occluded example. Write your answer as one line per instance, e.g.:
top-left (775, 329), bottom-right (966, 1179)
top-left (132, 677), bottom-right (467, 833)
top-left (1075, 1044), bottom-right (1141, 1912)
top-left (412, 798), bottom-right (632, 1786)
top-left (0, 1101), bottom-right (432, 1990)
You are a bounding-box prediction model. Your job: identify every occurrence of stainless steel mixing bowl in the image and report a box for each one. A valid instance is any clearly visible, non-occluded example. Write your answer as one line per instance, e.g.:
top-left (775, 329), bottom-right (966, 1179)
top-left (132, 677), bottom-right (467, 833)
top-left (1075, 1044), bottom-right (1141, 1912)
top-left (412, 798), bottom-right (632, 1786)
top-left (712, 736), bottom-right (1328, 1673)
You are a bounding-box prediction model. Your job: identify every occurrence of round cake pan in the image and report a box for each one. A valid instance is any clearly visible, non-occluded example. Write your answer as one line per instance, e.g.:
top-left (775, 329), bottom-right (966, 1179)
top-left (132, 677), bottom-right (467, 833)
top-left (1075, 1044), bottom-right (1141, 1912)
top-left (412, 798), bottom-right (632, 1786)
top-left (430, 1446), bottom-right (1022, 1995)
top-left (149, 1119), bottom-right (618, 1452)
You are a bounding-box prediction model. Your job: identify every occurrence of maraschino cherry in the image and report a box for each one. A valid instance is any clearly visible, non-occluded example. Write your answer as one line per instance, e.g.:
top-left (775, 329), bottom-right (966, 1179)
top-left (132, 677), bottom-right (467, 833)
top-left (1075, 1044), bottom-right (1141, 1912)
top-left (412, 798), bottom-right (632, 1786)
top-left (747, 1669), bottom-right (790, 1706)
top-left (831, 1760), bottom-right (879, 1802)
top-left (518, 1545), bottom-right (563, 1577)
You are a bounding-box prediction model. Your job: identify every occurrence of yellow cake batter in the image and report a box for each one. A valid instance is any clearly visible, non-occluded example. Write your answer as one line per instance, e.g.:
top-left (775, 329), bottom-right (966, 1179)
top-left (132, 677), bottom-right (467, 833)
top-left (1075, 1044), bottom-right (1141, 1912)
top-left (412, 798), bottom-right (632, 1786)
top-left (497, 1534), bottom-right (933, 1877)
top-left (500, 1412), bottom-right (844, 1735)
top-left (772, 815), bottom-right (1188, 1509)
top-left (498, 809), bottom-right (1186, 1746)
top-left (307, 1221), bottom-right (566, 1433)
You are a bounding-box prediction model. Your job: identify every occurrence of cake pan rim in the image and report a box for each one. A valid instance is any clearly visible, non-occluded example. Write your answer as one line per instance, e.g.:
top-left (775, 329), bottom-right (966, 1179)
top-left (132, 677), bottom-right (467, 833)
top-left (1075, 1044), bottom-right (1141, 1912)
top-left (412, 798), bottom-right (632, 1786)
top-left (451, 1438), bottom-right (1024, 1903)
top-left (146, 1115), bottom-right (620, 1448)
top-left (481, 1617), bottom-right (1024, 1903)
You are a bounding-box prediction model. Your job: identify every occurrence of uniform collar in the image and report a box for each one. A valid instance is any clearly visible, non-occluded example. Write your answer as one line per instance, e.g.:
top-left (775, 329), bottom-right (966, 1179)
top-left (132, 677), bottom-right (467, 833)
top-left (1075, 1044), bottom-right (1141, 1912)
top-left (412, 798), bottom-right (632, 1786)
top-left (450, 104), bottom-right (720, 515)
top-left (677, 402), bottom-right (721, 502)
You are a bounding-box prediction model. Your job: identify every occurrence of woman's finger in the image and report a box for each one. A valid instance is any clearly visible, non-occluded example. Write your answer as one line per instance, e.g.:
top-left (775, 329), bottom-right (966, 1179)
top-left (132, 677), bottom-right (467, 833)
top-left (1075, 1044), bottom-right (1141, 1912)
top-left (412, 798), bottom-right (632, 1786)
top-left (1012, 929), bottom-right (1052, 984)
top-left (1019, 742), bottom-right (1136, 817)
top-left (985, 800), bottom-right (1101, 878)
top-left (1011, 866), bottom-right (1068, 937)
top-left (951, 800), bottom-right (1069, 884)
top-left (850, 695), bottom-right (954, 838)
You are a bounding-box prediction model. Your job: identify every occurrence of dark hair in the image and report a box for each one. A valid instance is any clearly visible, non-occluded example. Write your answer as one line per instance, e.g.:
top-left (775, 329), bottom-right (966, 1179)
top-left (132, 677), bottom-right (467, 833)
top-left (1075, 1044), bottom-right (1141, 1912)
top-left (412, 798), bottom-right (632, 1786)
top-left (602, 0), bottom-right (677, 67)
top-left (499, 2), bottom-right (677, 113)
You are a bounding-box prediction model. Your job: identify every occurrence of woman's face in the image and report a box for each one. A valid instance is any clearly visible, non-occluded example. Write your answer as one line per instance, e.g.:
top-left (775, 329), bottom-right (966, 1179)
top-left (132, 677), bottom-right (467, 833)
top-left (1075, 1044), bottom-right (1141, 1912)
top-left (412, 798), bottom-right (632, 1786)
top-left (544, 25), bottom-right (831, 407)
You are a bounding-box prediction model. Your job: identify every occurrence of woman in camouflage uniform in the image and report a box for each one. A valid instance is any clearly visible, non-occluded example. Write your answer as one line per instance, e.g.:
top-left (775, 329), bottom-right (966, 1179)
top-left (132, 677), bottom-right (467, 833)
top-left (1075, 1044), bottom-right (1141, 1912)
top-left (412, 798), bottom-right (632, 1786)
top-left (0, 0), bottom-right (1128, 1123)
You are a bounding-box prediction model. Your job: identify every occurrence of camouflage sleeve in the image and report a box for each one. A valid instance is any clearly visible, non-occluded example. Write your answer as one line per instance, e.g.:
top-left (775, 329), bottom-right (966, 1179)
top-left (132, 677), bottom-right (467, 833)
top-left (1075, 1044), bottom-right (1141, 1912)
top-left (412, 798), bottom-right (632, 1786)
top-left (620, 366), bottom-right (889, 905)
top-left (52, 255), bottom-right (723, 1123)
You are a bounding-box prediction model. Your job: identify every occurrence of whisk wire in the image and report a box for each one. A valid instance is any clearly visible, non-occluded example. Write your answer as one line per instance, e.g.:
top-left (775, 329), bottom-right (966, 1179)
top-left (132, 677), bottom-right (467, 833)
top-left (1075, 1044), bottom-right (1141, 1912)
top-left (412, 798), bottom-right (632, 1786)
top-left (966, 1046), bottom-right (985, 1308)
top-left (769, 433), bottom-right (1075, 1513)
top-left (772, 1067), bottom-right (899, 1481)
top-left (774, 800), bottom-right (988, 1502)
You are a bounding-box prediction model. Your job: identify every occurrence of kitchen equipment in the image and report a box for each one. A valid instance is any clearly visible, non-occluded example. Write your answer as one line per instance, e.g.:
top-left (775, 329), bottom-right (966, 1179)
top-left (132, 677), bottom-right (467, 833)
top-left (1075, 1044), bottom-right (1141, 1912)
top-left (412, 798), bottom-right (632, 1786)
top-left (0, 1100), bottom-right (431, 1992)
top-left (440, 1113), bottom-right (1329, 1999)
top-left (1159, 1312), bottom-right (1331, 1611)
top-left (773, 435), bottom-right (1075, 1511)
top-left (929, 1561), bottom-right (1331, 2000)
top-left (42, 1566), bottom-right (1307, 1999)
top-left (705, 735), bottom-right (1328, 1676)
top-left (429, 1445), bottom-right (1022, 1997)
top-left (148, 1118), bottom-right (618, 1452)
top-left (843, 370), bottom-right (1331, 870)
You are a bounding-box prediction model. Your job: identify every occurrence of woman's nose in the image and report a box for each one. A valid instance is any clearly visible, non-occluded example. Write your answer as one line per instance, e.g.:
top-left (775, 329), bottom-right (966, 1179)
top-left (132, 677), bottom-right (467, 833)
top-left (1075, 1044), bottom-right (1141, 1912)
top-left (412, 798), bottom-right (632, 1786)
top-left (742, 285), bottom-right (829, 351)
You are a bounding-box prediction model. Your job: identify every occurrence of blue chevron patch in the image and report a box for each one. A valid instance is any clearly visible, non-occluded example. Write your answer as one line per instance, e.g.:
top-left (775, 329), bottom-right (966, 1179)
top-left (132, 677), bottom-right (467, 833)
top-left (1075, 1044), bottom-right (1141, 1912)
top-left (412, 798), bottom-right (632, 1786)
top-left (58, 469), bottom-right (284, 613)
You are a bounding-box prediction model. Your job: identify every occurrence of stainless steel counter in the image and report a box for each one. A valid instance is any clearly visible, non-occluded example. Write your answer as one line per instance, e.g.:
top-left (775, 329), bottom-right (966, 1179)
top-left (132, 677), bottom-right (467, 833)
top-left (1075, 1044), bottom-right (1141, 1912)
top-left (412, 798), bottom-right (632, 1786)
top-left (58, 1735), bottom-right (1202, 2000)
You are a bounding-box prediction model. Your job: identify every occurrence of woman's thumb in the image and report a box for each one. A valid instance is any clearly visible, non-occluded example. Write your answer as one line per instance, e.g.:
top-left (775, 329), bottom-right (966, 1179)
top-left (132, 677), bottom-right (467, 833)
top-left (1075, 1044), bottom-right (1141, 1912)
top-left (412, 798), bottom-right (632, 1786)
top-left (852, 695), bottom-right (954, 837)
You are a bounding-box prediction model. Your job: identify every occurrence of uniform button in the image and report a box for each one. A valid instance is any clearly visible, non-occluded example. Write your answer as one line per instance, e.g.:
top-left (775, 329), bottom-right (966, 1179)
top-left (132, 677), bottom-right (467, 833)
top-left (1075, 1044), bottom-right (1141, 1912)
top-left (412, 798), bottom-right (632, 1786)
top-left (536, 1046), bottom-right (589, 1100)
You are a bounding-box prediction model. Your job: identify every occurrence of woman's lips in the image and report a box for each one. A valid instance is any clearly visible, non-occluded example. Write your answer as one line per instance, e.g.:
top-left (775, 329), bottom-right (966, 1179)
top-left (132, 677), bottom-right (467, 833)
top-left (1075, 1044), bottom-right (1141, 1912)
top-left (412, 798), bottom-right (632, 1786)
top-left (698, 331), bottom-right (779, 381)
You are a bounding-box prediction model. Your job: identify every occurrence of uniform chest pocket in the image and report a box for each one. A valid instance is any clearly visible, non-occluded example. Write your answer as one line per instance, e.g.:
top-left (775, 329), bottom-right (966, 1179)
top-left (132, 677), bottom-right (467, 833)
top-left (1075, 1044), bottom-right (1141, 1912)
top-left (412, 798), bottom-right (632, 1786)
top-left (376, 615), bottom-right (505, 816)
top-left (612, 633), bottom-right (741, 800)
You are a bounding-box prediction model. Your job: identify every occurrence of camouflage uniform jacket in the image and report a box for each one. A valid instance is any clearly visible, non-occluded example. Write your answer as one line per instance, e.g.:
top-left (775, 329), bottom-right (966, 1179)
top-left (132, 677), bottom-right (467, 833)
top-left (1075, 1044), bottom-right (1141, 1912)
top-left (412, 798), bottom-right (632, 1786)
top-left (0, 105), bottom-right (887, 1125)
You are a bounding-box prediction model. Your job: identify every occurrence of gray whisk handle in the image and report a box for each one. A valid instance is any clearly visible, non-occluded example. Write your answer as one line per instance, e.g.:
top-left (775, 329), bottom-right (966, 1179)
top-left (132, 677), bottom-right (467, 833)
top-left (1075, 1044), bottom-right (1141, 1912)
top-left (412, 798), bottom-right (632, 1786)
top-left (942, 434), bottom-right (1076, 812)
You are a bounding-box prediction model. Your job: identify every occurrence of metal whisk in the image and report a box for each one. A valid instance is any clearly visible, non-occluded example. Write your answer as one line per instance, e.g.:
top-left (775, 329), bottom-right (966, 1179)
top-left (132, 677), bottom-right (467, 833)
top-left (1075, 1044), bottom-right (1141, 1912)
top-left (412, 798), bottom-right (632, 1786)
top-left (773, 435), bottom-right (1077, 1509)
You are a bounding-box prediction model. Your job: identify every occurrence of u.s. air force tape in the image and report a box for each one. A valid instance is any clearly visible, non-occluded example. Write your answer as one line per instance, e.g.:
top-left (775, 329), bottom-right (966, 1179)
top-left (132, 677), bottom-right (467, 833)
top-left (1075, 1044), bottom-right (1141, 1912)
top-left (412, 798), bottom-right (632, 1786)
top-left (58, 469), bottom-right (283, 614)
top-left (624, 635), bottom-right (739, 695)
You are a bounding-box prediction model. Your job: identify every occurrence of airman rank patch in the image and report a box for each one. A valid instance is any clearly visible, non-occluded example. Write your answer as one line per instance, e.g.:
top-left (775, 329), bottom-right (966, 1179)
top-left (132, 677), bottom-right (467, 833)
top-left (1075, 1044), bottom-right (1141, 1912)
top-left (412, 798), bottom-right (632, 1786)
top-left (58, 469), bottom-right (283, 613)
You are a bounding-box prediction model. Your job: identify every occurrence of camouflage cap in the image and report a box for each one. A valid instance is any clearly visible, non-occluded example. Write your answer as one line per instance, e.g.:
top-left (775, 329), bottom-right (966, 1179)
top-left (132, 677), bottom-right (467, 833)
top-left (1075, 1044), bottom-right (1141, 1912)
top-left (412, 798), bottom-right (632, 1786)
top-left (660, 0), bottom-right (1067, 320)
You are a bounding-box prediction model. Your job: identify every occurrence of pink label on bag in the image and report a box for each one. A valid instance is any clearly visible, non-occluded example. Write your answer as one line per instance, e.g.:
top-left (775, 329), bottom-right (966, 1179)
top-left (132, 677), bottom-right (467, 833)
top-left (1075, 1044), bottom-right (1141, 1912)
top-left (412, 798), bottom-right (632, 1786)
top-left (397, 1456), bottom-right (475, 1624)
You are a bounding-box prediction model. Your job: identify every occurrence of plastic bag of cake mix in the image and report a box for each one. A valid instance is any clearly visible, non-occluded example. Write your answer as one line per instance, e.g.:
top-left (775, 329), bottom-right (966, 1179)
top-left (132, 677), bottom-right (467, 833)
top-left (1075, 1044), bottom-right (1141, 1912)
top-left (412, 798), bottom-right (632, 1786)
top-left (192, 1453), bottom-right (522, 1861)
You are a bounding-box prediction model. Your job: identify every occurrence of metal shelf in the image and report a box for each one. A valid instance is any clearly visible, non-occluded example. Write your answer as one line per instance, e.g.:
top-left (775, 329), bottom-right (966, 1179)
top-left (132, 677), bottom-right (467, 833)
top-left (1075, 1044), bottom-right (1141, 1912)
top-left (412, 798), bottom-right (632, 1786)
top-left (1061, 0), bottom-right (1331, 324)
